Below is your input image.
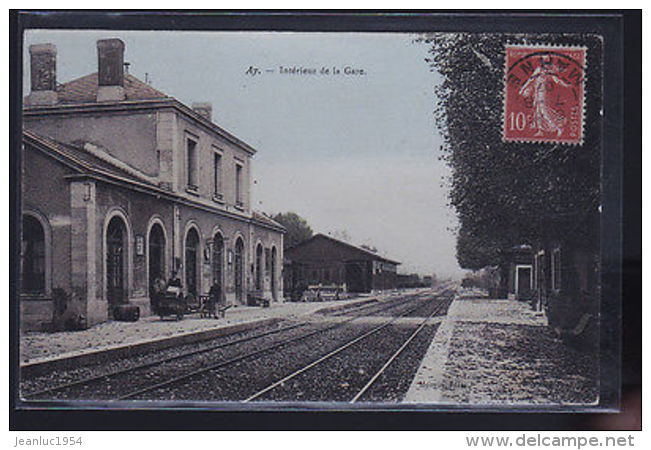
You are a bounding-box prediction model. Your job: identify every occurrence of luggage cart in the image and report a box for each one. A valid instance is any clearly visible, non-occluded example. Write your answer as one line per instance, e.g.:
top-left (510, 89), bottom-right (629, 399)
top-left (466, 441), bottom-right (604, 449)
top-left (155, 286), bottom-right (185, 320)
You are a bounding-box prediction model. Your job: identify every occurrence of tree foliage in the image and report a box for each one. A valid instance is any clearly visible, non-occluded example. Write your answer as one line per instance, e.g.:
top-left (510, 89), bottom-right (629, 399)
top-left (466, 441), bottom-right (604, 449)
top-left (421, 33), bottom-right (602, 269)
top-left (272, 212), bottom-right (314, 249)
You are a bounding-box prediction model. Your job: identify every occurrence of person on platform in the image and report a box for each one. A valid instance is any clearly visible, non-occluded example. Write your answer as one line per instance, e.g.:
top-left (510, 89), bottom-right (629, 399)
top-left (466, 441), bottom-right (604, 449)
top-left (166, 271), bottom-right (183, 298)
top-left (207, 281), bottom-right (221, 318)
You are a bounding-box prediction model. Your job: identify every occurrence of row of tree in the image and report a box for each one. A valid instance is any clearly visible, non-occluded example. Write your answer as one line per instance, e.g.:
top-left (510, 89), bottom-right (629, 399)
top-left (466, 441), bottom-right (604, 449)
top-left (421, 33), bottom-right (601, 272)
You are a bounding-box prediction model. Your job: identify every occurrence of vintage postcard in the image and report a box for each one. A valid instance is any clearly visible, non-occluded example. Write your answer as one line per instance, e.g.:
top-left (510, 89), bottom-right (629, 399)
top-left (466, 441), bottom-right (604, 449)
top-left (17, 27), bottom-right (608, 410)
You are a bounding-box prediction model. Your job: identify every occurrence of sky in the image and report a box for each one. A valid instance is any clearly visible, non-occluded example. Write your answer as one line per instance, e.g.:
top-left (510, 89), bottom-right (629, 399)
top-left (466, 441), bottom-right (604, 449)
top-left (23, 30), bottom-right (464, 279)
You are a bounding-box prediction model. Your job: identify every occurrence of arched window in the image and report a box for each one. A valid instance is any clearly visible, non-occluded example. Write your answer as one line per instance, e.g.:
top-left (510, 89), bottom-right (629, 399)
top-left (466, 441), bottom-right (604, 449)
top-left (213, 233), bottom-right (224, 290)
top-left (148, 223), bottom-right (166, 296)
top-left (255, 243), bottom-right (263, 291)
top-left (106, 216), bottom-right (127, 305)
top-left (185, 228), bottom-right (200, 297)
top-left (22, 215), bottom-right (45, 294)
top-left (234, 237), bottom-right (244, 303)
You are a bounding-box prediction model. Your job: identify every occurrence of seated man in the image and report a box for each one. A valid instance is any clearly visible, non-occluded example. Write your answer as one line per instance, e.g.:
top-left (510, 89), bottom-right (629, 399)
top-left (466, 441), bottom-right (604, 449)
top-left (166, 272), bottom-right (183, 297)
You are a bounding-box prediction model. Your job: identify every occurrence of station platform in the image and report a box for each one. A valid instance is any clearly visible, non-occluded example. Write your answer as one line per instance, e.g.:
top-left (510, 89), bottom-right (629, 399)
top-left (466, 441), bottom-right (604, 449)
top-left (404, 290), bottom-right (598, 405)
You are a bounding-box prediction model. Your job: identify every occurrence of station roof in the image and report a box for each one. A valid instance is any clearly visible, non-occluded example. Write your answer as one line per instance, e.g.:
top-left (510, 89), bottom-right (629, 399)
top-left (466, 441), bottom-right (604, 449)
top-left (251, 212), bottom-right (286, 233)
top-left (25, 71), bottom-right (257, 156)
top-left (285, 233), bottom-right (400, 266)
top-left (23, 129), bottom-right (157, 187)
top-left (56, 72), bottom-right (170, 104)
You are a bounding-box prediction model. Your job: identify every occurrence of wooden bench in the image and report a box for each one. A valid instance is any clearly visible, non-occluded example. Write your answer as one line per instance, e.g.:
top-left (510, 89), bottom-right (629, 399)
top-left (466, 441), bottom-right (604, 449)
top-left (217, 304), bottom-right (233, 318)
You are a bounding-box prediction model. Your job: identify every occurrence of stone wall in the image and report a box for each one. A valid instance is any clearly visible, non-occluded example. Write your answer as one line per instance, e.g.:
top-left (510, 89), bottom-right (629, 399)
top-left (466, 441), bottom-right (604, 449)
top-left (24, 112), bottom-right (159, 177)
top-left (21, 146), bottom-right (74, 331)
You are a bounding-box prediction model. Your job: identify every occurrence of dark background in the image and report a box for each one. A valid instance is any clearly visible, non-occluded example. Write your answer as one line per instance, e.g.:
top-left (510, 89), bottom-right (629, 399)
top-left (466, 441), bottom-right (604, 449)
top-left (9, 10), bottom-right (641, 431)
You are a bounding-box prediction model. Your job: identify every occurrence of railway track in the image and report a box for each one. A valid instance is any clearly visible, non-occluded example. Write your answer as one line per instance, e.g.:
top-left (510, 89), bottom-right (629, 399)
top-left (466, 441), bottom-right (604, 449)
top-left (120, 291), bottom-right (444, 401)
top-left (125, 291), bottom-right (453, 402)
top-left (22, 289), bottom-right (447, 401)
top-left (245, 294), bottom-right (451, 403)
top-left (21, 321), bottom-right (306, 400)
top-left (324, 289), bottom-right (428, 317)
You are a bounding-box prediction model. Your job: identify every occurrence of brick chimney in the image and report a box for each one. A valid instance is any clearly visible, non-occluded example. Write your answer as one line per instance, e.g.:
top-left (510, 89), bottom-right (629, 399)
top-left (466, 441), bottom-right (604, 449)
top-left (25, 43), bottom-right (58, 106)
top-left (192, 102), bottom-right (212, 122)
top-left (96, 38), bottom-right (126, 102)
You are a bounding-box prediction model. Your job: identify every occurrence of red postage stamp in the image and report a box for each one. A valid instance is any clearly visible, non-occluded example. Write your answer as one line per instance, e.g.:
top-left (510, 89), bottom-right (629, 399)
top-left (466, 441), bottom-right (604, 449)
top-left (503, 45), bottom-right (587, 145)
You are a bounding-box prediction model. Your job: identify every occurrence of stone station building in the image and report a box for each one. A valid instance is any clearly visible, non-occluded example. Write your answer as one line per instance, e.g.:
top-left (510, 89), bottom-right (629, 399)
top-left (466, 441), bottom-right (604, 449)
top-left (20, 39), bottom-right (285, 331)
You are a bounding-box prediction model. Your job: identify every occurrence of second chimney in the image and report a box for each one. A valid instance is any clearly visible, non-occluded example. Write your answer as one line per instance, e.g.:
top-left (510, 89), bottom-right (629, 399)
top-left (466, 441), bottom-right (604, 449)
top-left (192, 102), bottom-right (213, 122)
top-left (96, 38), bottom-right (126, 102)
top-left (25, 43), bottom-right (58, 106)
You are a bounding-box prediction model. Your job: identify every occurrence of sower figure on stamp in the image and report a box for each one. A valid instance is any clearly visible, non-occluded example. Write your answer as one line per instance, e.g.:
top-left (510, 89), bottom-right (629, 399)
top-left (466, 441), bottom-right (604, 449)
top-left (518, 56), bottom-right (571, 137)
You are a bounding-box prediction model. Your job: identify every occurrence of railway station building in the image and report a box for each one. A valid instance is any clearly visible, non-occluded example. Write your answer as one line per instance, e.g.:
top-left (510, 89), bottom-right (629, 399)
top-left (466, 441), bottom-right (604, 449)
top-left (20, 39), bottom-right (285, 331)
top-left (283, 234), bottom-right (400, 296)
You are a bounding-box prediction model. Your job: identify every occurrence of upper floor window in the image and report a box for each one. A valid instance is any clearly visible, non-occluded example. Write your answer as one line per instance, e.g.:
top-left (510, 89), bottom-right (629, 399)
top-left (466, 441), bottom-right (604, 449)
top-left (213, 151), bottom-right (222, 199)
top-left (235, 163), bottom-right (243, 208)
top-left (186, 138), bottom-right (198, 190)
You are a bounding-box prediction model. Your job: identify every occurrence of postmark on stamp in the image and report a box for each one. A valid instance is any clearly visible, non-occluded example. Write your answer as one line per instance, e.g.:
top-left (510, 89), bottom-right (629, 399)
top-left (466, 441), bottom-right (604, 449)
top-left (503, 45), bottom-right (586, 145)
